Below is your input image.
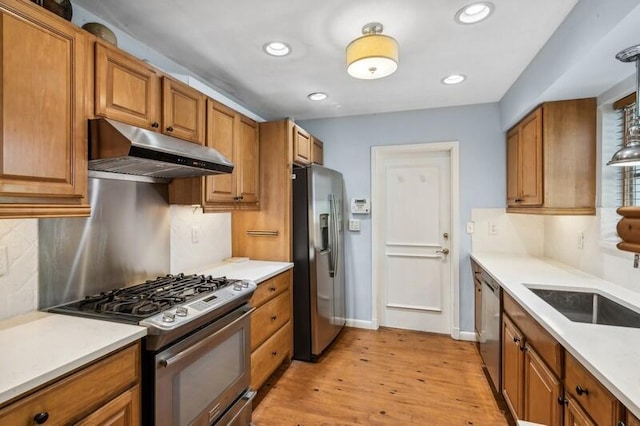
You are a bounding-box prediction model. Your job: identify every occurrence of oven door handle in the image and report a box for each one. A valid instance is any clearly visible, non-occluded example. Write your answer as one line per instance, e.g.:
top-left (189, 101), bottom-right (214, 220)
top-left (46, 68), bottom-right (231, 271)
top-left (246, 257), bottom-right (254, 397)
top-left (159, 307), bottom-right (254, 368)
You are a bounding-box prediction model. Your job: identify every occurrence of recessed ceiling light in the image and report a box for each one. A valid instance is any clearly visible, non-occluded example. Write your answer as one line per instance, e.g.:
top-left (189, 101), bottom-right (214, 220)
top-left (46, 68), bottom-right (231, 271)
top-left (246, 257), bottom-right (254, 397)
top-left (442, 74), bottom-right (466, 85)
top-left (307, 92), bottom-right (328, 101)
top-left (263, 41), bottom-right (291, 57)
top-left (455, 2), bottom-right (494, 24)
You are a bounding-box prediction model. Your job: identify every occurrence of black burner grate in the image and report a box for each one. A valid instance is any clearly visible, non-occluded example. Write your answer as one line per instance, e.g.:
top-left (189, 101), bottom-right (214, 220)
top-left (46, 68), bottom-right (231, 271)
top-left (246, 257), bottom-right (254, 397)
top-left (55, 274), bottom-right (239, 320)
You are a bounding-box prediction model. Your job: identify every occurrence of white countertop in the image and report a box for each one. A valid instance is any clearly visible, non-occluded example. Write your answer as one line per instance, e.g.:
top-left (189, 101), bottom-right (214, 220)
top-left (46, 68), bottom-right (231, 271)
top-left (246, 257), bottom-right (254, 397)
top-left (0, 259), bottom-right (292, 407)
top-left (193, 259), bottom-right (293, 284)
top-left (471, 252), bottom-right (640, 418)
top-left (0, 312), bottom-right (146, 406)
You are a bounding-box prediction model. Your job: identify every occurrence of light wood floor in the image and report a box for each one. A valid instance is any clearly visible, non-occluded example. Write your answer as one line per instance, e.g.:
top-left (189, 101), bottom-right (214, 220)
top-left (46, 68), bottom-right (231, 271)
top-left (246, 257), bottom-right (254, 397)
top-left (252, 327), bottom-right (509, 425)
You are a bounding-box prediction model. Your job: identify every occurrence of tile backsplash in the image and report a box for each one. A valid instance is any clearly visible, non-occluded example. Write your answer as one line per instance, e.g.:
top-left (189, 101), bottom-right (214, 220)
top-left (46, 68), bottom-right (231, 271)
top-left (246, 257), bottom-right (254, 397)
top-left (169, 206), bottom-right (231, 273)
top-left (0, 219), bottom-right (38, 321)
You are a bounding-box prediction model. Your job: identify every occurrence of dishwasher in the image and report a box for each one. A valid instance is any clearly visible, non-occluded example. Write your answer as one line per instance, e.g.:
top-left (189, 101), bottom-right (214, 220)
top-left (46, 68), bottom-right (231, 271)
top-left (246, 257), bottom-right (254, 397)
top-left (479, 270), bottom-right (501, 392)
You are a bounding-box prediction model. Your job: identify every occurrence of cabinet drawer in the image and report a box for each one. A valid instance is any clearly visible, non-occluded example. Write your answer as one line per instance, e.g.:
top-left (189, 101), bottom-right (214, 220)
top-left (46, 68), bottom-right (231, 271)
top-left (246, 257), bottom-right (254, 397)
top-left (503, 293), bottom-right (562, 376)
top-left (0, 343), bottom-right (140, 425)
top-left (250, 270), bottom-right (290, 308)
top-left (565, 352), bottom-right (622, 426)
top-left (251, 291), bottom-right (290, 350)
top-left (251, 321), bottom-right (292, 390)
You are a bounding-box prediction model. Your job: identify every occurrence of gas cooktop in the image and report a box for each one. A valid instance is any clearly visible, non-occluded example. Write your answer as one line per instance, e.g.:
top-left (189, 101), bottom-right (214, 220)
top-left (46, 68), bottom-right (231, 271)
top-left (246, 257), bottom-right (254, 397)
top-left (49, 273), bottom-right (257, 334)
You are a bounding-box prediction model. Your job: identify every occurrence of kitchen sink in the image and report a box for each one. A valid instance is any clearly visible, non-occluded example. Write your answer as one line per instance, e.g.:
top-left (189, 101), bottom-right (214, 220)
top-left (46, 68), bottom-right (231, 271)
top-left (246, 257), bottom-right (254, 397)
top-left (527, 287), bottom-right (640, 328)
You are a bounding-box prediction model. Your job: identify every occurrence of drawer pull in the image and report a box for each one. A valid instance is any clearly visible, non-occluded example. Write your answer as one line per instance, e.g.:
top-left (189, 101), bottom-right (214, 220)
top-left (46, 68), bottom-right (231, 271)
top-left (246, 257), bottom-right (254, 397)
top-left (272, 351), bottom-right (278, 356)
top-left (269, 287), bottom-right (276, 292)
top-left (166, 126), bottom-right (174, 132)
top-left (557, 397), bottom-right (568, 405)
top-left (576, 385), bottom-right (589, 396)
top-left (151, 122), bottom-right (159, 128)
top-left (33, 412), bottom-right (49, 424)
top-left (271, 315), bottom-right (277, 321)
top-left (513, 336), bottom-right (520, 344)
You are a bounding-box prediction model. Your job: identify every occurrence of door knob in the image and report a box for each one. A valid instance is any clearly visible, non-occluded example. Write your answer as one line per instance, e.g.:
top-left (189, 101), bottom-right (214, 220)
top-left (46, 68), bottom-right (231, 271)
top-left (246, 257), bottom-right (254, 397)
top-left (436, 248), bottom-right (450, 255)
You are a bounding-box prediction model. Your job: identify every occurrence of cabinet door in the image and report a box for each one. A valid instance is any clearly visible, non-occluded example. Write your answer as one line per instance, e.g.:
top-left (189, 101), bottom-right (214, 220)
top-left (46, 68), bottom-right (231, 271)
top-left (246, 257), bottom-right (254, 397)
top-left (0, 0), bottom-right (88, 216)
top-left (75, 385), bottom-right (140, 426)
top-left (204, 100), bottom-right (236, 204)
top-left (95, 43), bottom-right (161, 130)
top-left (236, 115), bottom-right (259, 205)
top-left (502, 315), bottom-right (524, 420)
top-left (293, 126), bottom-right (311, 165)
top-left (162, 77), bottom-right (206, 144)
top-left (312, 136), bottom-right (324, 165)
top-left (524, 345), bottom-right (562, 426)
top-left (564, 394), bottom-right (596, 426)
top-left (506, 128), bottom-right (519, 207)
top-left (518, 108), bottom-right (543, 206)
top-left (628, 411), bottom-right (640, 426)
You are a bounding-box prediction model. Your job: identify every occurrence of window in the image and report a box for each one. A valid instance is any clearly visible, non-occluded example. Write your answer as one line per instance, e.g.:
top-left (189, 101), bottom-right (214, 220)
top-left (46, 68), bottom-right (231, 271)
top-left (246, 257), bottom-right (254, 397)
top-left (611, 94), bottom-right (639, 206)
top-left (601, 93), bottom-right (637, 242)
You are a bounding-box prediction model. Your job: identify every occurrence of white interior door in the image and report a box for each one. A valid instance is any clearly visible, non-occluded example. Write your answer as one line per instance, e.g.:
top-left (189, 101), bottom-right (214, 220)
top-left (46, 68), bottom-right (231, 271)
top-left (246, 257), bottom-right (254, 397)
top-left (372, 144), bottom-right (454, 334)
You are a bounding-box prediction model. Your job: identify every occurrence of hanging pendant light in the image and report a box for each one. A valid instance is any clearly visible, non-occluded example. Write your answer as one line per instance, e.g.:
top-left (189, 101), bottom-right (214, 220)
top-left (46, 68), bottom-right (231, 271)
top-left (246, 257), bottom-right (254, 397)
top-left (346, 22), bottom-right (398, 80)
top-left (607, 44), bottom-right (640, 167)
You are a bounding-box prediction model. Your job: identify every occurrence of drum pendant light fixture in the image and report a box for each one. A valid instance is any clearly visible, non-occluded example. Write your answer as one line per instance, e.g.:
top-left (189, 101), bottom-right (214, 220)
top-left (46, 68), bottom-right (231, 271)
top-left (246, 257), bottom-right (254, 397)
top-left (346, 22), bottom-right (398, 80)
top-left (608, 44), bottom-right (640, 167)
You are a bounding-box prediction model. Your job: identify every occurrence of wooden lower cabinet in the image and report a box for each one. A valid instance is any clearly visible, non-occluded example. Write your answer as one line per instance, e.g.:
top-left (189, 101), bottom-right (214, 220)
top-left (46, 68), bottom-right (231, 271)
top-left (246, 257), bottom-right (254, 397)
top-left (502, 314), bottom-right (525, 419)
top-left (524, 344), bottom-right (562, 426)
top-left (564, 394), bottom-right (596, 426)
top-left (0, 343), bottom-right (141, 426)
top-left (628, 411), bottom-right (640, 426)
top-left (249, 270), bottom-right (293, 391)
top-left (75, 385), bottom-right (140, 426)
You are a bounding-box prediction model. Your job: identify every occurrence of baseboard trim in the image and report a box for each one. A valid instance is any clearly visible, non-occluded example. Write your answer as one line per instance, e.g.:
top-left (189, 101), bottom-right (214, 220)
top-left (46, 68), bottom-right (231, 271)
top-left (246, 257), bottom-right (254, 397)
top-left (345, 319), bottom-right (379, 330)
top-left (458, 331), bottom-right (478, 342)
top-left (451, 327), bottom-right (477, 342)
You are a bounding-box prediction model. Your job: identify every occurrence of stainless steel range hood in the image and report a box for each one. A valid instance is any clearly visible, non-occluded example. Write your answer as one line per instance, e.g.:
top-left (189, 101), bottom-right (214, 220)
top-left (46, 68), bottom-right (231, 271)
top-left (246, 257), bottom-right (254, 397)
top-left (88, 118), bottom-right (234, 179)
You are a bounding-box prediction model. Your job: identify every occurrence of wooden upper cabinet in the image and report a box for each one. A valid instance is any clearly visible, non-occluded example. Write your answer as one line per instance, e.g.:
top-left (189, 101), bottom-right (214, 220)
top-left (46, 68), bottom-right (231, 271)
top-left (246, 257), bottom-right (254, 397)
top-left (293, 125), bottom-right (311, 165)
top-left (170, 99), bottom-right (259, 211)
top-left (518, 109), bottom-right (543, 206)
top-left (95, 42), bottom-right (161, 130)
top-left (204, 100), bottom-right (236, 204)
top-left (236, 114), bottom-right (259, 204)
top-left (506, 98), bottom-right (596, 215)
top-left (0, 0), bottom-right (89, 218)
top-left (162, 76), bottom-right (206, 144)
top-left (311, 136), bottom-right (324, 165)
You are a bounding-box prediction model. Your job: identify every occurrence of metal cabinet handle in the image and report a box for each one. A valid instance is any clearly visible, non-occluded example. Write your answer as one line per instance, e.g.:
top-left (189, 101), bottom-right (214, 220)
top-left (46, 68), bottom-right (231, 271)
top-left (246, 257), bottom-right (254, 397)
top-left (33, 412), bottom-right (49, 424)
top-left (271, 351), bottom-right (278, 356)
top-left (513, 336), bottom-right (520, 344)
top-left (166, 126), bottom-right (174, 132)
top-left (269, 287), bottom-right (276, 292)
top-left (514, 198), bottom-right (523, 203)
top-left (576, 385), bottom-right (589, 396)
top-left (151, 122), bottom-right (159, 128)
top-left (270, 315), bottom-right (277, 321)
top-left (436, 248), bottom-right (450, 255)
top-left (557, 397), bottom-right (568, 406)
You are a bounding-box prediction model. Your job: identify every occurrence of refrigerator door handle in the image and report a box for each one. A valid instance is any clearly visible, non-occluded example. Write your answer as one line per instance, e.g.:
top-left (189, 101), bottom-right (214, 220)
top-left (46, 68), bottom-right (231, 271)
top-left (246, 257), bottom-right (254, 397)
top-left (329, 194), bottom-right (338, 278)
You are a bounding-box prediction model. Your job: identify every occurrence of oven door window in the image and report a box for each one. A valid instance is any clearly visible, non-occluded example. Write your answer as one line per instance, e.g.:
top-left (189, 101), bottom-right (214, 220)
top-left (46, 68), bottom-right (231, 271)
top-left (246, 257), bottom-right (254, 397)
top-left (155, 311), bottom-right (251, 426)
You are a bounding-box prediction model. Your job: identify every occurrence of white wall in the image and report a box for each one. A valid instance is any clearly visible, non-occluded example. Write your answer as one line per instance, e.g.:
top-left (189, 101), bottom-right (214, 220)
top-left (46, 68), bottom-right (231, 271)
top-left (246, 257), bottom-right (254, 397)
top-left (300, 103), bottom-right (505, 331)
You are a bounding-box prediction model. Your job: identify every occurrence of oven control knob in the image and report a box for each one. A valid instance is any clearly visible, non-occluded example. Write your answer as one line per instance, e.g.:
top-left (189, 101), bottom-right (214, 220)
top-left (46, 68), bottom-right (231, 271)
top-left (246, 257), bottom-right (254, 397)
top-left (176, 306), bottom-right (188, 317)
top-left (162, 311), bottom-right (176, 323)
top-left (233, 282), bottom-right (243, 291)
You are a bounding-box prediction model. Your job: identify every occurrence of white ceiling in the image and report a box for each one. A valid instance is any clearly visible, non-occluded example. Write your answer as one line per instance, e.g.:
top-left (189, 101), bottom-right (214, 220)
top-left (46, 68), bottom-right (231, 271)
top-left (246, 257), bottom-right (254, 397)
top-left (72, 0), bottom-right (580, 120)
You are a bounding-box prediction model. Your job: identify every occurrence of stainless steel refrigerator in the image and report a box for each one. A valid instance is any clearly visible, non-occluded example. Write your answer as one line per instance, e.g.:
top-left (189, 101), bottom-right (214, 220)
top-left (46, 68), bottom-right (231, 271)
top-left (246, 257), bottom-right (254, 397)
top-left (292, 165), bottom-right (346, 361)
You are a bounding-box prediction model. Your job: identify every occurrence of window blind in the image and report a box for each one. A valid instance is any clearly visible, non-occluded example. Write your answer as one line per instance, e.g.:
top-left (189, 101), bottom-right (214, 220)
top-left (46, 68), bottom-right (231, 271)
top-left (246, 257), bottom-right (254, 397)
top-left (617, 101), bottom-right (639, 206)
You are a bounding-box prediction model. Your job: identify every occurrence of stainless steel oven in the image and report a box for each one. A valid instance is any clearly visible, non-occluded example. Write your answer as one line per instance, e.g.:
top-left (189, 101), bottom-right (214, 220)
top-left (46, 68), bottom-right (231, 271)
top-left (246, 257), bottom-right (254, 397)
top-left (153, 305), bottom-right (255, 426)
